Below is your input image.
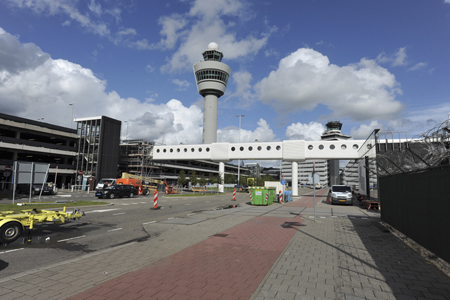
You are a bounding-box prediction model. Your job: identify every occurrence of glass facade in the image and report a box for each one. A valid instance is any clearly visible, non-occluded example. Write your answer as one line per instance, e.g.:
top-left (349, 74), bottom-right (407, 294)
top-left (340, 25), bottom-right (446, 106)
top-left (195, 69), bottom-right (229, 84)
top-left (202, 50), bottom-right (223, 62)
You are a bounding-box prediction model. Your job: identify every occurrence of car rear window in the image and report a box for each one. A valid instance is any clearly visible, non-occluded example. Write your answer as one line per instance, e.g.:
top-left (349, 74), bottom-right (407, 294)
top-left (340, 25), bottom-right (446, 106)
top-left (332, 186), bottom-right (351, 193)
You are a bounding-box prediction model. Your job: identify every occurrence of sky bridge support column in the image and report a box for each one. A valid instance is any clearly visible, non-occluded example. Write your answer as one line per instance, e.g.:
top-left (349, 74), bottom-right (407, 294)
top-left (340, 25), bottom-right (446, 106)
top-left (219, 162), bottom-right (225, 193)
top-left (292, 161), bottom-right (298, 196)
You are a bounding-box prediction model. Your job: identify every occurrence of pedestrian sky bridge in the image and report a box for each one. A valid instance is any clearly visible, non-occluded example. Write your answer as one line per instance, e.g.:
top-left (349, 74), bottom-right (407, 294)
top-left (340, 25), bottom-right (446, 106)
top-left (152, 137), bottom-right (378, 196)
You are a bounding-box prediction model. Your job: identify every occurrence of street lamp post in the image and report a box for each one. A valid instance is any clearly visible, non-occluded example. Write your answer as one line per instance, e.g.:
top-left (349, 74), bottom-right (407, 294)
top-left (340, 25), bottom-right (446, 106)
top-left (236, 114), bottom-right (244, 186)
top-left (69, 103), bottom-right (74, 129)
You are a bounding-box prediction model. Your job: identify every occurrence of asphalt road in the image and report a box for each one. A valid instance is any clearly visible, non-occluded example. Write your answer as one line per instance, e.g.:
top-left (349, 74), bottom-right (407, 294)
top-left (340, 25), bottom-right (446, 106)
top-left (0, 191), bottom-right (249, 278)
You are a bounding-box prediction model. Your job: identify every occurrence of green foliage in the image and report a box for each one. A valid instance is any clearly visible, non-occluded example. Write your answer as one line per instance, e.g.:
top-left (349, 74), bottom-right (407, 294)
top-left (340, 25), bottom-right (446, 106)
top-left (190, 170), bottom-right (198, 187)
top-left (177, 170), bottom-right (187, 187)
top-left (199, 174), bottom-right (207, 187)
top-left (224, 173), bottom-right (236, 184)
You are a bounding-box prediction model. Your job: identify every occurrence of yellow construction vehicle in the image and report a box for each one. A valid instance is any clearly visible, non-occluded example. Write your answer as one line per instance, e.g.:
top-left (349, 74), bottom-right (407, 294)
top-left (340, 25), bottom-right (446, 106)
top-left (0, 207), bottom-right (84, 244)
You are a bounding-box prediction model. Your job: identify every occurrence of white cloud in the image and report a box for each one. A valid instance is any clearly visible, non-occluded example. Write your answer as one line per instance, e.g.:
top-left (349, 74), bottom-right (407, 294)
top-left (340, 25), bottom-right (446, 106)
top-left (159, 0), bottom-right (270, 73)
top-left (392, 47), bottom-right (407, 66)
top-left (0, 27), bottom-right (204, 144)
top-left (230, 71), bottom-right (254, 105)
top-left (88, 0), bottom-right (102, 15)
top-left (377, 47), bottom-right (408, 67)
top-left (172, 79), bottom-right (190, 90)
top-left (255, 48), bottom-right (404, 121)
top-left (350, 121), bottom-right (384, 139)
top-left (5, 0), bottom-right (111, 36)
top-left (285, 122), bottom-right (325, 141)
top-left (408, 62), bottom-right (427, 71)
top-left (217, 119), bottom-right (276, 143)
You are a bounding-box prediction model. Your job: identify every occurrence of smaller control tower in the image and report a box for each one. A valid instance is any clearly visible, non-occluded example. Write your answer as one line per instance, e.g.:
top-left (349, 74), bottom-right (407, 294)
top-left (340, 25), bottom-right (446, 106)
top-left (193, 43), bottom-right (231, 144)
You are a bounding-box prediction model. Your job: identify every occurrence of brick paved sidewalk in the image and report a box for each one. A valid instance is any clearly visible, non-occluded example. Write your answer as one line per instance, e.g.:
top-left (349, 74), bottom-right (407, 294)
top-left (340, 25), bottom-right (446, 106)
top-left (68, 216), bottom-right (305, 300)
top-left (251, 215), bottom-right (450, 300)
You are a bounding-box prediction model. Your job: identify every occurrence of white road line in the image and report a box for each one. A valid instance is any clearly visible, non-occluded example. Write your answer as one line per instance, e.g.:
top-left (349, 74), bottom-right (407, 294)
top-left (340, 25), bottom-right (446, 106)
top-left (57, 235), bottom-right (86, 243)
top-left (168, 217), bottom-right (174, 219)
top-left (113, 212), bottom-right (125, 215)
top-left (107, 228), bottom-right (123, 232)
top-left (187, 213), bottom-right (196, 216)
top-left (122, 203), bottom-right (130, 205)
top-left (320, 217), bottom-right (326, 218)
top-left (140, 202), bottom-right (146, 204)
top-left (84, 209), bottom-right (120, 213)
top-left (0, 248), bottom-right (24, 255)
top-left (142, 221), bottom-right (156, 225)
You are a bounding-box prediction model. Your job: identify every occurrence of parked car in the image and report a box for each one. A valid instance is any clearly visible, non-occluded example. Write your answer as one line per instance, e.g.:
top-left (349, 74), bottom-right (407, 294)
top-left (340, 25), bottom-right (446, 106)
top-left (95, 184), bottom-right (138, 199)
top-left (328, 185), bottom-right (353, 205)
top-left (15, 183), bottom-right (56, 195)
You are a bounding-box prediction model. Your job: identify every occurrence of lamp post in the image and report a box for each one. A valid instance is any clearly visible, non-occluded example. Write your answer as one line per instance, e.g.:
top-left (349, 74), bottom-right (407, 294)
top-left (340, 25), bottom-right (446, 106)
top-left (124, 121), bottom-right (129, 141)
top-left (69, 103), bottom-right (74, 128)
top-left (236, 114), bottom-right (244, 186)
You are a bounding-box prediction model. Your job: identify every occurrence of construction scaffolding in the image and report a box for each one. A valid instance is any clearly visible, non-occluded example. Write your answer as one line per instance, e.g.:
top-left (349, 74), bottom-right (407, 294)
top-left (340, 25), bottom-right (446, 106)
top-left (119, 139), bottom-right (155, 178)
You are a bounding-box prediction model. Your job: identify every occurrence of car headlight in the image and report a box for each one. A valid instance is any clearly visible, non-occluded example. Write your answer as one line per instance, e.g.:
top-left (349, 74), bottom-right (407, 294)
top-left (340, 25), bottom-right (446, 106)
top-left (332, 193), bottom-right (337, 198)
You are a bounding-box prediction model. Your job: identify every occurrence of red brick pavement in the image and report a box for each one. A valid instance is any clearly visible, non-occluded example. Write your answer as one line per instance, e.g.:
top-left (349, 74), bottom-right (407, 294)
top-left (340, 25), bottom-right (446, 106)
top-left (68, 216), bottom-right (304, 300)
top-left (285, 188), bottom-right (328, 208)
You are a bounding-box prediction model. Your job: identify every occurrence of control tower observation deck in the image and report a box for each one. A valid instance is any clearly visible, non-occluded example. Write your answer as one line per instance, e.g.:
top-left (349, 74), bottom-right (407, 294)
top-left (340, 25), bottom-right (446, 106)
top-left (193, 43), bottom-right (231, 144)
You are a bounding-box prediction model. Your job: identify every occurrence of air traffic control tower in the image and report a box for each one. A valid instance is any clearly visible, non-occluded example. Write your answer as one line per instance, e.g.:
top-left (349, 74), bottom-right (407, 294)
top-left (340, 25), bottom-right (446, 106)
top-left (193, 43), bottom-right (231, 144)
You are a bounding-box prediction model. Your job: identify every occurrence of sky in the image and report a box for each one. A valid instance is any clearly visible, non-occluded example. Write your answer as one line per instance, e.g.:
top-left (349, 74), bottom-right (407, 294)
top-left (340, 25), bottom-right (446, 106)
top-left (1, 0), bottom-right (450, 153)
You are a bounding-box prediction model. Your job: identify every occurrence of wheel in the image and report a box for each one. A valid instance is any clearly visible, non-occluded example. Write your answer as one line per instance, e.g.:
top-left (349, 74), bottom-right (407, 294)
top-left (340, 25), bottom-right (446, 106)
top-left (0, 222), bottom-right (23, 244)
top-left (129, 192), bottom-right (134, 198)
top-left (144, 189), bottom-right (150, 196)
top-left (109, 193), bottom-right (115, 199)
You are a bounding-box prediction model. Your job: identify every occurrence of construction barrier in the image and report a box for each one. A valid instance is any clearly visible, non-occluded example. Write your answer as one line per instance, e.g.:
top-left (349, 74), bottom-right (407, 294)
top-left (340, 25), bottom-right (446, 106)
top-left (279, 190), bottom-right (283, 203)
top-left (232, 189), bottom-right (236, 201)
top-left (153, 191), bottom-right (158, 208)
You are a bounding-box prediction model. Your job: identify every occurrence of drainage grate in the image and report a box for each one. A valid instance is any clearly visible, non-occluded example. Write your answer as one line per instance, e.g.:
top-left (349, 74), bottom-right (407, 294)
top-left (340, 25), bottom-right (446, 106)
top-left (212, 234), bottom-right (228, 237)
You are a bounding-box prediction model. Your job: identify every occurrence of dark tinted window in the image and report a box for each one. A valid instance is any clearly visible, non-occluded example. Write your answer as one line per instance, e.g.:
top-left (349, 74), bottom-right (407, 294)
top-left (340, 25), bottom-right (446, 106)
top-left (332, 186), bottom-right (351, 193)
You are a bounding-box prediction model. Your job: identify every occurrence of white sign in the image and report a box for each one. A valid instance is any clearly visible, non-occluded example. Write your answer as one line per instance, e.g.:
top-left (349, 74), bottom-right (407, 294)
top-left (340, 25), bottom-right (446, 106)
top-left (308, 172), bottom-right (320, 184)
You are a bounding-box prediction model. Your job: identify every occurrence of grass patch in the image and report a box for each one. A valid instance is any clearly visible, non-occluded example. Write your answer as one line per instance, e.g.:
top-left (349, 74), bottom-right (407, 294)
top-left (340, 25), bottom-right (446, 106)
top-left (0, 201), bottom-right (109, 213)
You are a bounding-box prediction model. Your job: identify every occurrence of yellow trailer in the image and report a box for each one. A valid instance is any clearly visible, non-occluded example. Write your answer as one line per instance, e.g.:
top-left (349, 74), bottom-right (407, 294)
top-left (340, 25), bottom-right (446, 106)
top-left (0, 207), bottom-right (84, 244)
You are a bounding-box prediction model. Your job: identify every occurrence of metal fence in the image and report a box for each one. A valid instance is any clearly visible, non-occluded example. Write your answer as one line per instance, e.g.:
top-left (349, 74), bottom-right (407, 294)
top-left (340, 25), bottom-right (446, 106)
top-left (379, 163), bottom-right (450, 264)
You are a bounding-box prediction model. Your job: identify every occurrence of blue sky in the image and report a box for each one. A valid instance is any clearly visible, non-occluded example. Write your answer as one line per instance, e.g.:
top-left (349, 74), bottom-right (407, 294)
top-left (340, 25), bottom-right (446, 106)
top-left (1, 0), bottom-right (450, 148)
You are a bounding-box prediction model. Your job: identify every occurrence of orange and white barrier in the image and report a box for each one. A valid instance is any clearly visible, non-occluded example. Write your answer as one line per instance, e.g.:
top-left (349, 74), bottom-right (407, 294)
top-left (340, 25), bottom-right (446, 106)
top-left (279, 190), bottom-right (283, 203)
top-left (265, 193), bottom-right (268, 202)
top-left (232, 189), bottom-right (236, 201)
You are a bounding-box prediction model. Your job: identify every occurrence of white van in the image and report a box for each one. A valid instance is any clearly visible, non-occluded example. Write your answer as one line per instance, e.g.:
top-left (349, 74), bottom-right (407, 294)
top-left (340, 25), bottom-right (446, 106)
top-left (95, 178), bottom-right (117, 190)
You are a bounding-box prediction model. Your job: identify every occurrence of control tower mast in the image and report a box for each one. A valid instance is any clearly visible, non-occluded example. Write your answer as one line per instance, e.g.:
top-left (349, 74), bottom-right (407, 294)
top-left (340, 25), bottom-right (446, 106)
top-left (193, 43), bottom-right (231, 144)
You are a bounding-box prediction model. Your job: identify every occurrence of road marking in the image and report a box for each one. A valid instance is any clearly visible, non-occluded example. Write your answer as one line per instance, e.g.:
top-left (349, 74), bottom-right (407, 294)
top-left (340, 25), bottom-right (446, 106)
top-left (142, 221), bottom-right (156, 225)
top-left (320, 217), bottom-right (326, 218)
top-left (122, 203), bottom-right (130, 206)
top-left (0, 248), bottom-right (24, 255)
top-left (168, 217), bottom-right (174, 219)
top-left (85, 209), bottom-right (120, 213)
top-left (140, 202), bottom-right (146, 204)
top-left (107, 228), bottom-right (123, 232)
top-left (57, 235), bottom-right (86, 243)
top-left (187, 213), bottom-right (196, 216)
top-left (113, 212), bottom-right (125, 215)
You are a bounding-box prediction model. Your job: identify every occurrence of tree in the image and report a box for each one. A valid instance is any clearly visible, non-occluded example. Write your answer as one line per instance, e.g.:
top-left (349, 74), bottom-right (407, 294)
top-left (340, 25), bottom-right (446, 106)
top-left (224, 174), bottom-right (236, 184)
top-left (199, 174), bottom-right (207, 193)
top-left (190, 170), bottom-right (198, 187)
top-left (177, 170), bottom-right (187, 187)
top-left (199, 174), bottom-right (207, 187)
